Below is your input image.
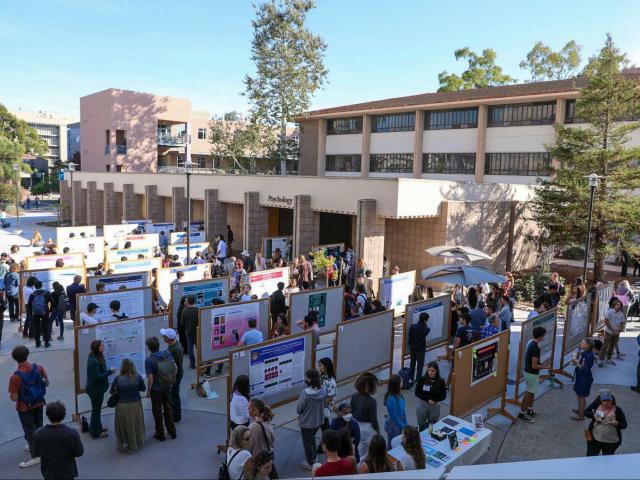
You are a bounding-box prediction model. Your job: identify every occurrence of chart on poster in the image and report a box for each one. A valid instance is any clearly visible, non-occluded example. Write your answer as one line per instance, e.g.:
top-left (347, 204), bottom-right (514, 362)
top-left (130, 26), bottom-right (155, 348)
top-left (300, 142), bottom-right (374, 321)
top-left (96, 318), bottom-right (146, 377)
top-left (471, 337), bottom-right (499, 386)
top-left (242, 268), bottom-right (289, 299)
top-left (210, 301), bottom-right (260, 351)
top-left (248, 337), bottom-right (306, 399)
top-left (307, 292), bottom-right (327, 327)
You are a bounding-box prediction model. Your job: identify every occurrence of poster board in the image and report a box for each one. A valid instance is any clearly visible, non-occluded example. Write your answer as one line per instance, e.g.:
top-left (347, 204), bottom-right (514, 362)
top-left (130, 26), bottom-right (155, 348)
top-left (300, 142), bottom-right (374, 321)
top-left (73, 313), bottom-right (170, 394)
top-left (87, 271), bottom-right (152, 292)
top-left (289, 286), bottom-right (345, 335)
top-left (228, 330), bottom-right (315, 409)
top-left (450, 330), bottom-right (510, 418)
top-left (106, 246), bottom-right (155, 264)
top-left (124, 219), bottom-right (152, 232)
top-left (76, 287), bottom-right (154, 325)
top-left (20, 266), bottom-right (86, 313)
top-left (57, 237), bottom-right (105, 268)
top-left (402, 295), bottom-right (452, 360)
top-left (241, 267), bottom-right (290, 299)
top-left (198, 298), bottom-right (270, 364)
top-left (312, 243), bottom-right (344, 259)
top-left (117, 233), bottom-right (160, 249)
top-left (562, 294), bottom-right (591, 362)
top-left (167, 242), bottom-right (210, 265)
top-left (155, 263), bottom-right (212, 305)
top-left (170, 277), bottom-right (230, 328)
top-left (263, 236), bottom-right (290, 260)
top-left (9, 246), bottom-right (41, 265)
top-left (378, 270), bottom-right (416, 316)
top-left (56, 225), bottom-right (97, 242)
top-left (333, 310), bottom-right (395, 383)
top-left (170, 231), bottom-right (207, 244)
top-left (103, 223), bottom-right (139, 248)
top-left (108, 257), bottom-right (162, 275)
top-left (146, 222), bottom-right (175, 234)
top-left (592, 282), bottom-right (614, 334)
top-left (25, 253), bottom-right (85, 270)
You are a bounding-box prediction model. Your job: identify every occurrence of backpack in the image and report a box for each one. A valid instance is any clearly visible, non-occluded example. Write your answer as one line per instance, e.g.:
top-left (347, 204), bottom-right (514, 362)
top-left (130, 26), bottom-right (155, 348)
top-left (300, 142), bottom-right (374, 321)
top-left (358, 294), bottom-right (373, 316)
top-left (398, 367), bottom-right (413, 390)
top-left (57, 293), bottom-right (70, 312)
top-left (16, 364), bottom-right (46, 408)
top-left (32, 291), bottom-right (48, 316)
top-left (219, 449), bottom-right (243, 480)
top-left (152, 352), bottom-right (177, 389)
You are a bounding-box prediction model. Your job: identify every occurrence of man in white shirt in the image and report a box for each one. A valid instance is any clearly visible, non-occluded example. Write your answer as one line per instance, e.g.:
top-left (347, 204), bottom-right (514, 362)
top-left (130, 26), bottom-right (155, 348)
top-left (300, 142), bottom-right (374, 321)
top-left (599, 299), bottom-right (625, 367)
top-left (216, 234), bottom-right (227, 262)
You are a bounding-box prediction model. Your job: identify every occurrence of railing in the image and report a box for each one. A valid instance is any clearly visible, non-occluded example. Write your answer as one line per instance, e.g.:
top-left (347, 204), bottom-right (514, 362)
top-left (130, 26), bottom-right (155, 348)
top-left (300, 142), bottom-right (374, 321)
top-left (369, 153), bottom-right (414, 173)
top-left (484, 152), bottom-right (551, 176)
top-left (104, 145), bottom-right (110, 154)
top-left (326, 154), bottom-right (361, 172)
top-left (157, 165), bottom-right (299, 176)
top-left (157, 134), bottom-right (187, 146)
top-left (116, 145), bottom-right (127, 155)
top-left (422, 153), bottom-right (475, 174)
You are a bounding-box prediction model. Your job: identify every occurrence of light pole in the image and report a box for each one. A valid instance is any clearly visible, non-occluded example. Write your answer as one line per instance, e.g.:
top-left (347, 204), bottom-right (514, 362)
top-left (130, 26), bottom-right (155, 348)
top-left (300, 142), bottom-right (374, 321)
top-left (582, 173), bottom-right (601, 283)
top-left (184, 159), bottom-right (193, 264)
top-left (68, 162), bottom-right (76, 226)
top-left (12, 163), bottom-right (19, 233)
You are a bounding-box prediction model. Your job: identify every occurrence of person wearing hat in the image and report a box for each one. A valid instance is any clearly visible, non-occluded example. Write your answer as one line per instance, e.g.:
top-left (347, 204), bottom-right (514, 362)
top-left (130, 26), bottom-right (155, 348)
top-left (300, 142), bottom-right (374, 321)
top-left (161, 328), bottom-right (184, 423)
top-left (407, 312), bottom-right (431, 386)
top-left (584, 389), bottom-right (628, 456)
top-left (240, 250), bottom-right (254, 274)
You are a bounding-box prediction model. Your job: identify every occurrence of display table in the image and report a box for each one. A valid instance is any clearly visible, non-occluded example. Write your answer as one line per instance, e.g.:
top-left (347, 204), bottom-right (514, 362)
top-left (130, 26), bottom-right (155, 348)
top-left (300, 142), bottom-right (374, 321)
top-left (387, 415), bottom-right (492, 471)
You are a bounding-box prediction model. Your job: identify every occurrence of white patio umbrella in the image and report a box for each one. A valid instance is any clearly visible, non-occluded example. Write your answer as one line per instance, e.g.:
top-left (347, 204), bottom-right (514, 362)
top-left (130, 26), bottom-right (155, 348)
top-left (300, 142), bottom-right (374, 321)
top-left (425, 245), bottom-right (493, 263)
top-left (421, 264), bottom-right (505, 285)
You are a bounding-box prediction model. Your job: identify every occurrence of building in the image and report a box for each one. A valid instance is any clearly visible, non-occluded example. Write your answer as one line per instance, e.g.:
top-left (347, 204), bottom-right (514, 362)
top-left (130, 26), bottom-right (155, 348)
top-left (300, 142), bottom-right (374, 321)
top-left (13, 109), bottom-right (74, 167)
top-left (67, 121), bottom-right (81, 167)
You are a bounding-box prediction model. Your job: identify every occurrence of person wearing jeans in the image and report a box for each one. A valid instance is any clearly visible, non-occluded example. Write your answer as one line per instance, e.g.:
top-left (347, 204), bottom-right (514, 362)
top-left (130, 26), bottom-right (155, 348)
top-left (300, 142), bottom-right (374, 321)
top-left (162, 328), bottom-right (184, 423)
top-left (296, 369), bottom-right (325, 470)
top-left (180, 296), bottom-right (198, 369)
top-left (599, 300), bottom-right (625, 367)
top-left (145, 337), bottom-right (176, 441)
top-left (407, 313), bottom-right (431, 385)
top-left (4, 264), bottom-right (21, 322)
top-left (85, 341), bottom-right (115, 438)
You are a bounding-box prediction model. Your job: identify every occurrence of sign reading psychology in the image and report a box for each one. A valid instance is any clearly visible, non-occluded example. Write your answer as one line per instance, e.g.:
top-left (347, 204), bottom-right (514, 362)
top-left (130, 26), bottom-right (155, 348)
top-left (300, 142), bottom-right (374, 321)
top-left (266, 194), bottom-right (294, 208)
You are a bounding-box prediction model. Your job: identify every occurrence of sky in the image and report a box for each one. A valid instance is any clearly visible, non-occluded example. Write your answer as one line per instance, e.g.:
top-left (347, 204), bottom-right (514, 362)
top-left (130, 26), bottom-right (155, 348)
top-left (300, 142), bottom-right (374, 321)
top-left (1, 0), bottom-right (640, 119)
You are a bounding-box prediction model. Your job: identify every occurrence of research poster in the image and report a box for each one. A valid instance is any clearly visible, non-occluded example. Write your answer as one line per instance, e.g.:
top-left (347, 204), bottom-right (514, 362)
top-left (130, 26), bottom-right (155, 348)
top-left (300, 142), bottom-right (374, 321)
top-left (520, 310), bottom-right (556, 376)
top-left (263, 237), bottom-right (289, 260)
top-left (106, 246), bottom-right (154, 263)
top-left (117, 233), bottom-right (159, 249)
top-left (307, 292), bottom-right (327, 327)
top-left (22, 267), bottom-right (85, 292)
top-left (58, 237), bottom-right (105, 268)
top-left (410, 299), bottom-right (447, 343)
top-left (25, 253), bottom-right (85, 270)
top-left (110, 257), bottom-right (162, 275)
top-left (248, 337), bottom-right (305, 399)
top-left (567, 295), bottom-right (590, 348)
top-left (156, 263), bottom-right (211, 304)
top-left (170, 231), bottom-right (206, 244)
top-left (171, 278), bottom-right (227, 325)
top-left (241, 268), bottom-right (289, 299)
top-left (103, 224), bottom-right (139, 247)
top-left (379, 271), bottom-right (415, 315)
top-left (78, 289), bottom-right (149, 323)
top-left (55, 225), bottom-right (98, 241)
top-left (88, 272), bottom-right (150, 292)
top-left (471, 337), bottom-right (499, 386)
top-left (146, 222), bottom-right (175, 234)
top-left (597, 283), bottom-right (613, 329)
top-left (313, 243), bottom-right (343, 259)
top-left (210, 301), bottom-right (260, 351)
top-left (124, 220), bottom-right (152, 233)
top-left (96, 318), bottom-right (146, 379)
top-left (167, 242), bottom-right (210, 265)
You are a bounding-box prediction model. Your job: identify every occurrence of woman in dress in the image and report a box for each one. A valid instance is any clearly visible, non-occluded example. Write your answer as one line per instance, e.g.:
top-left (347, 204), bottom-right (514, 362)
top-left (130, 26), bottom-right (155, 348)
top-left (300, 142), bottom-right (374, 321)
top-left (86, 340), bottom-right (116, 438)
top-left (572, 338), bottom-right (596, 420)
top-left (111, 358), bottom-right (146, 453)
top-left (318, 358), bottom-right (337, 431)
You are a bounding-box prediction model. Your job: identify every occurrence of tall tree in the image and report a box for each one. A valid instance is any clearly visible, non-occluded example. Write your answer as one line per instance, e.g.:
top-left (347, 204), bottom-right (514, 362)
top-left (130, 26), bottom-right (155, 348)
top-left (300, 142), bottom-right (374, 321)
top-left (244, 0), bottom-right (327, 175)
top-left (530, 35), bottom-right (640, 282)
top-left (437, 48), bottom-right (514, 92)
top-left (209, 120), bottom-right (275, 173)
top-left (520, 40), bottom-right (582, 81)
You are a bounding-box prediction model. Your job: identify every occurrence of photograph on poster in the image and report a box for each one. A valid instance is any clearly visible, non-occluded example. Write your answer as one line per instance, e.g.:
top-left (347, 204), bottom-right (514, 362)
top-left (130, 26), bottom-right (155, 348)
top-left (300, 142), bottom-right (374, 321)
top-left (263, 237), bottom-right (289, 260)
top-left (210, 302), bottom-right (260, 351)
top-left (307, 292), bottom-right (327, 327)
top-left (471, 337), bottom-right (499, 386)
top-left (249, 337), bottom-right (305, 399)
top-left (96, 318), bottom-right (146, 378)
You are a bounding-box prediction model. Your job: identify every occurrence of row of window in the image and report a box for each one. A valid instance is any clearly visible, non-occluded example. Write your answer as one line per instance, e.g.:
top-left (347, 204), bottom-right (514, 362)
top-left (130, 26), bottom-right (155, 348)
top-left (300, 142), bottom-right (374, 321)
top-left (325, 152), bottom-right (550, 176)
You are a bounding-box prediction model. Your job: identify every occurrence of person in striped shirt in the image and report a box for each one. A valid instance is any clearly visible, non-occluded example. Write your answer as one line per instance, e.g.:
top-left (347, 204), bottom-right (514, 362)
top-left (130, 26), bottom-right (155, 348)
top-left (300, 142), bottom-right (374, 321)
top-left (481, 314), bottom-right (501, 339)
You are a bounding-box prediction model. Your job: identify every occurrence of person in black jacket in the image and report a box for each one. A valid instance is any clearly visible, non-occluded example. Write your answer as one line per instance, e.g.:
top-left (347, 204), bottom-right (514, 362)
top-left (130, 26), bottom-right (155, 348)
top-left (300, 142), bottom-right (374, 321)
top-left (584, 389), bottom-right (627, 456)
top-left (32, 401), bottom-right (84, 480)
top-left (407, 312), bottom-right (430, 386)
top-left (270, 282), bottom-right (287, 320)
top-left (414, 361), bottom-right (446, 430)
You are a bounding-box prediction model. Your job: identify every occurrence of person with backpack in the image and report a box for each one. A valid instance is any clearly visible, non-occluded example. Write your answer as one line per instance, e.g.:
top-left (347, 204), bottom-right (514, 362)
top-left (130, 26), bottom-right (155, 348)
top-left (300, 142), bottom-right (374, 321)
top-left (28, 280), bottom-right (53, 348)
top-left (86, 340), bottom-right (116, 439)
top-left (407, 312), bottom-right (431, 387)
top-left (144, 336), bottom-right (177, 441)
top-left (9, 345), bottom-right (50, 469)
top-left (161, 328), bottom-right (184, 423)
top-left (4, 262), bottom-right (20, 323)
top-left (50, 282), bottom-right (68, 341)
top-left (109, 300), bottom-right (128, 320)
top-left (355, 284), bottom-right (373, 316)
top-left (66, 275), bottom-right (86, 325)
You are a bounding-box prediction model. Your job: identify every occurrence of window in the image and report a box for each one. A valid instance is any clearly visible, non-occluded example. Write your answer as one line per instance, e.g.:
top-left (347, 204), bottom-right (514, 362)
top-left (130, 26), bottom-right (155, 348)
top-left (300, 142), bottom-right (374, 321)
top-left (488, 102), bottom-right (555, 127)
top-left (371, 113), bottom-right (415, 133)
top-left (105, 129), bottom-right (110, 145)
top-left (567, 98), bottom-right (638, 123)
top-left (115, 129), bottom-right (126, 154)
top-left (197, 128), bottom-right (207, 140)
top-left (423, 153), bottom-right (475, 174)
top-left (327, 117), bottom-right (362, 135)
top-left (484, 152), bottom-right (551, 176)
top-left (325, 154), bottom-right (361, 172)
top-left (425, 108), bottom-right (478, 130)
top-left (369, 153), bottom-right (413, 173)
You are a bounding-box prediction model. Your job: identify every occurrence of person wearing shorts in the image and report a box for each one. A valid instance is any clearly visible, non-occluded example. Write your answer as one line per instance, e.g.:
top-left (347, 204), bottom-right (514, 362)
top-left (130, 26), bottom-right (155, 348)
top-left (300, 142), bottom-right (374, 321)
top-left (520, 326), bottom-right (550, 423)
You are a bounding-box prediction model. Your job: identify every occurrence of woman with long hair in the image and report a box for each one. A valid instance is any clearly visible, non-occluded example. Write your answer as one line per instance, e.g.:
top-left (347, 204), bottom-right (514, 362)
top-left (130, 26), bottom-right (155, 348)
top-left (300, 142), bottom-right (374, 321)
top-left (232, 259), bottom-right (246, 290)
top-left (395, 426), bottom-right (426, 471)
top-left (383, 374), bottom-right (407, 448)
top-left (247, 398), bottom-right (276, 459)
top-left (410, 284), bottom-right (424, 303)
top-left (247, 450), bottom-right (274, 480)
top-left (357, 434), bottom-right (396, 473)
top-left (285, 278), bottom-right (300, 307)
top-left (86, 340), bottom-right (116, 438)
top-left (351, 372), bottom-right (379, 461)
top-left (254, 252), bottom-right (267, 272)
top-left (572, 338), bottom-right (596, 420)
top-left (318, 358), bottom-right (337, 430)
top-left (111, 358), bottom-right (146, 452)
top-left (415, 361), bottom-right (446, 430)
top-left (230, 375), bottom-right (251, 430)
top-left (226, 425), bottom-right (253, 480)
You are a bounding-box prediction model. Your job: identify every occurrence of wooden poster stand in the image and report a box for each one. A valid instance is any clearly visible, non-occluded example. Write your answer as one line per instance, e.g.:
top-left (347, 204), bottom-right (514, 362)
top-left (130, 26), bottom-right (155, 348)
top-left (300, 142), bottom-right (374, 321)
top-left (400, 295), bottom-right (452, 365)
top-left (589, 281), bottom-right (614, 336)
top-left (377, 270), bottom-right (416, 318)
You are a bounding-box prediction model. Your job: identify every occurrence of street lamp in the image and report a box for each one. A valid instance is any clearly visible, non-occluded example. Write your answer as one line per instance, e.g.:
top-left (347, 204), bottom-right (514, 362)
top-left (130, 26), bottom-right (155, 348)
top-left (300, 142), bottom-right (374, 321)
top-left (582, 173), bottom-right (601, 283)
top-left (184, 158), bottom-right (193, 264)
top-left (12, 163), bottom-right (20, 233)
top-left (68, 162), bottom-right (76, 226)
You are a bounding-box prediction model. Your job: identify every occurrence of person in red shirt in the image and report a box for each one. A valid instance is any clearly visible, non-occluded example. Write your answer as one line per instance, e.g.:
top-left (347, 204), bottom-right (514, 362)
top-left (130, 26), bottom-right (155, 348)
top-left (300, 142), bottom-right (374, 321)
top-left (312, 429), bottom-right (357, 477)
top-left (8, 345), bottom-right (50, 469)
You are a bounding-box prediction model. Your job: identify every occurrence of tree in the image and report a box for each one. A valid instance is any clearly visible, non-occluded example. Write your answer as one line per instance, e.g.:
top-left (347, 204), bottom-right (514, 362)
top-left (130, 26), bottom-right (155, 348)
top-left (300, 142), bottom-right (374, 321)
top-left (223, 111), bottom-right (243, 122)
top-left (520, 40), bottom-right (582, 81)
top-left (437, 48), bottom-right (514, 92)
top-left (209, 120), bottom-right (275, 173)
top-left (530, 35), bottom-right (640, 282)
top-left (244, 0), bottom-right (327, 175)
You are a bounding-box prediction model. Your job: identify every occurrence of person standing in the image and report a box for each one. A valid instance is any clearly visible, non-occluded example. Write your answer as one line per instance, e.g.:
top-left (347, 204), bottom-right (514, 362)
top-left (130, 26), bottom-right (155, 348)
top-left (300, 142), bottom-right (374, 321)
top-left (145, 336), bottom-right (177, 441)
top-left (296, 369), bottom-right (326, 470)
top-left (32, 401), bottom-right (84, 479)
top-left (216, 234), bottom-right (227, 263)
top-left (240, 250), bottom-right (254, 274)
top-left (28, 281), bottom-right (53, 348)
top-left (585, 390), bottom-right (627, 456)
top-left (181, 295), bottom-right (198, 369)
top-left (394, 426), bottom-right (426, 471)
top-left (520, 326), bottom-right (550, 423)
top-left (110, 358), bottom-right (146, 453)
top-left (620, 248), bottom-right (630, 277)
top-left (238, 318), bottom-right (264, 347)
top-left (229, 375), bottom-right (251, 430)
top-left (312, 430), bottom-right (357, 477)
top-left (22, 276), bottom-right (38, 338)
top-left (247, 398), bottom-right (275, 460)
top-left (49, 282), bottom-right (67, 341)
top-left (407, 313), bottom-right (430, 386)
top-left (572, 338), bottom-right (596, 420)
top-left (299, 255), bottom-right (314, 290)
top-left (527, 298), bottom-right (545, 320)
top-left (497, 295), bottom-right (513, 330)
top-left (351, 372), bottom-right (379, 462)
top-left (4, 263), bottom-right (20, 322)
top-left (162, 328), bottom-right (184, 423)
top-left (65, 275), bottom-right (86, 326)
top-left (481, 313), bottom-right (501, 339)
top-left (9, 345), bottom-right (49, 468)
top-left (86, 340), bottom-right (115, 438)
top-left (270, 282), bottom-right (287, 319)
top-left (414, 361), bottom-right (446, 430)
top-left (383, 375), bottom-right (407, 449)
top-left (318, 358), bottom-right (337, 432)
top-left (226, 225), bottom-right (234, 256)
top-left (225, 426), bottom-right (252, 480)
top-left (598, 299), bottom-right (625, 367)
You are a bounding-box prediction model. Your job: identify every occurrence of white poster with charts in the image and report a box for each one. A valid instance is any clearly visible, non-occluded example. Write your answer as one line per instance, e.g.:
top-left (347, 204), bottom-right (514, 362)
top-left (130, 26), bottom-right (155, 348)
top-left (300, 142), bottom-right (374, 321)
top-left (248, 337), bottom-right (306, 400)
top-left (96, 318), bottom-right (146, 379)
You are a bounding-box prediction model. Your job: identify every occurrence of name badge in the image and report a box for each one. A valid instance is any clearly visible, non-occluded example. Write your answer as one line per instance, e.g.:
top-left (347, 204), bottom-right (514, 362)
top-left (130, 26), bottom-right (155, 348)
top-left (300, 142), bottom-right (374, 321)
top-left (423, 385), bottom-right (430, 392)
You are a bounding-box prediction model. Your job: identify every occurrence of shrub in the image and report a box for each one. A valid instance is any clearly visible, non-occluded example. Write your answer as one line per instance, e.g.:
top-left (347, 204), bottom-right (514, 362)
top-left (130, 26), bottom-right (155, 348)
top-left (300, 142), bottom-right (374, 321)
top-left (514, 266), bottom-right (565, 302)
top-left (560, 246), bottom-right (585, 260)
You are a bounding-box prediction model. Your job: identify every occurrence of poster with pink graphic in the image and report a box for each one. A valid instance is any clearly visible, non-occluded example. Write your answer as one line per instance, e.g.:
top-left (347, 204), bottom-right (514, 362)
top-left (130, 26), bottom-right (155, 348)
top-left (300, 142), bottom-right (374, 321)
top-left (210, 302), bottom-right (260, 351)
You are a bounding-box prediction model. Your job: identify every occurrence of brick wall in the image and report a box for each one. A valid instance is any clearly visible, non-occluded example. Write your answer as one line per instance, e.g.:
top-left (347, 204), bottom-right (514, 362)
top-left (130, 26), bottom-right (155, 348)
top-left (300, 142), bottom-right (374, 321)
top-left (226, 203), bottom-right (244, 252)
top-left (59, 180), bottom-right (71, 224)
top-left (243, 192), bottom-right (268, 255)
top-left (298, 119), bottom-right (319, 176)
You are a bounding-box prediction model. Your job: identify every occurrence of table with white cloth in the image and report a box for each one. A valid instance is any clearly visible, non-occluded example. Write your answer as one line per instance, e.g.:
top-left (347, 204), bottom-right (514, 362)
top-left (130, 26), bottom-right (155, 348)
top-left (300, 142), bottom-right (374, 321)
top-left (387, 415), bottom-right (492, 471)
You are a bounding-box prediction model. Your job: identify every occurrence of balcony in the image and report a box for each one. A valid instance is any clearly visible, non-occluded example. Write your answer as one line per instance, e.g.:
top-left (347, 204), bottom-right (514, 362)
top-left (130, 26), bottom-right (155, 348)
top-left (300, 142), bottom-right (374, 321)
top-left (157, 134), bottom-right (187, 147)
top-left (116, 145), bottom-right (127, 155)
top-left (104, 145), bottom-right (110, 154)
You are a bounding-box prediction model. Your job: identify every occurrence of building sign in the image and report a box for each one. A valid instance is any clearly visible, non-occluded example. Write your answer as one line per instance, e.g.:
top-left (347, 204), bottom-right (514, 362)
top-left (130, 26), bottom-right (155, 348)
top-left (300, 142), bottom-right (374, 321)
top-left (266, 195), bottom-right (294, 208)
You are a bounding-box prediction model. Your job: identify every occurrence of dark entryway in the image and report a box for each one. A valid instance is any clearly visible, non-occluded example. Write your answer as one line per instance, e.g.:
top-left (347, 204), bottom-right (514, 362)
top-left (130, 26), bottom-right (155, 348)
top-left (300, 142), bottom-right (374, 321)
top-left (319, 212), bottom-right (352, 246)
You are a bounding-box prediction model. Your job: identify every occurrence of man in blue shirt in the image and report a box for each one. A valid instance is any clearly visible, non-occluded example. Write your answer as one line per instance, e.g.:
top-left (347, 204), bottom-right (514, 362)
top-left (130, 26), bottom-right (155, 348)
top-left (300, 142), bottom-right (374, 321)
top-left (65, 275), bottom-right (86, 324)
top-left (469, 299), bottom-right (486, 335)
top-left (497, 295), bottom-right (513, 331)
top-left (481, 314), bottom-right (501, 339)
top-left (239, 318), bottom-right (263, 346)
top-left (527, 298), bottom-right (545, 320)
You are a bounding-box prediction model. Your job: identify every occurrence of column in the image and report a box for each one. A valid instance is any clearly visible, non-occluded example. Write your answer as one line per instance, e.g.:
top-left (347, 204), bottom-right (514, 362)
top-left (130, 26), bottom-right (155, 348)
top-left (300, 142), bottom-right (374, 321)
top-left (552, 98), bottom-right (566, 170)
top-left (317, 118), bottom-right (327, 176)
top-left (293, 195), bottom-right (319, 258)
top-left (59, 179), bottom-right (72, 224)
top-left (122, 183), bottom-right (138, 221)
top-left (474, 104), bottom-right (488, 183)
top-left (86, 181), bottom-right (104, 226)
top-left (172, 186), bottom-right (187, 230)
top-left (144, 185), bottom-right (164, 223)
top-left (103, 182), bottom-right (122, 225)
top-left (72, 180), bottom-right (86, 226)
top-left (243, 191), bottom-right (268, 255)
top-left (204, 189), bottom-right (226, 242)
top-left (413, 110), bottom-right (425, 179)
top-left (355, 199), bottom-right (385, 285)
top-left (360, 114), bottom-right (371, 177)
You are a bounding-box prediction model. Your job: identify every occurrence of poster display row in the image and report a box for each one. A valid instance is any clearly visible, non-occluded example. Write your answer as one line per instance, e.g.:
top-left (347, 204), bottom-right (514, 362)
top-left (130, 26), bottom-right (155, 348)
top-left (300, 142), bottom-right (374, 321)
top-left (57, 237), bottom-right (105, 268)
top-left (117, 233), bottom-right (159, 250)
top-left (378, 270), bottom-right (416, 316)
top-left (87, 272), bottom-right (151, 292)
top-left (241, 267), bottom-right (289, 299)
top-left (106, 246), bottom-right (155, 264)
top-left (167, 242), bottom-right (210, 265)
top-left (156, 263), bottom-right (212, 305)
top-left (170, 231), bottom-right (207, 244)
top-left (248, 336), bottom-right (306, 399)
top-left (170, 277), bottom-right (229, 326)
top-left (77, 287), bottom-right (153, 324)
top-left (25, 253), bottom-right (85, 270)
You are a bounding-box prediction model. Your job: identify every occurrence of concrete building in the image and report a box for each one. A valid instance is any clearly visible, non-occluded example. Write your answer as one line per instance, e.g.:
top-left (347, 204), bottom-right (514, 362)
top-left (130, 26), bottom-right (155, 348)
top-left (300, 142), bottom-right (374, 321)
top-left (13, 109), bottom-right (74, 166)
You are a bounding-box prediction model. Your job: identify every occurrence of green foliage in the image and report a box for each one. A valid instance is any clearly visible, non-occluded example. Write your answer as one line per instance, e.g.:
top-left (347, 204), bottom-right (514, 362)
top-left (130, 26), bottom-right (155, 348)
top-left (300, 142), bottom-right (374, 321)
top-left (437, 48), bottom-right (514, 92)
top-left (530, 35), bottom-right (640, 282)
top-left (244, 0), bottom-right (327, 168)
top-left (560, 246), bottom-right (585, 260)
top-left (310, 249), bottom-right (334, 277)
top-left (31, 181), bottom-right (51, 196)
top-left (209, 120), bottom-right (276, 172)
top-left (0, 105), bottom-right (45, 183)
top-left (520, 40), bottom-right (582, 81)
top-left (0, 182), bottom-right (16, 205)
top-left (514, 266), bottom-right (564, 302)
